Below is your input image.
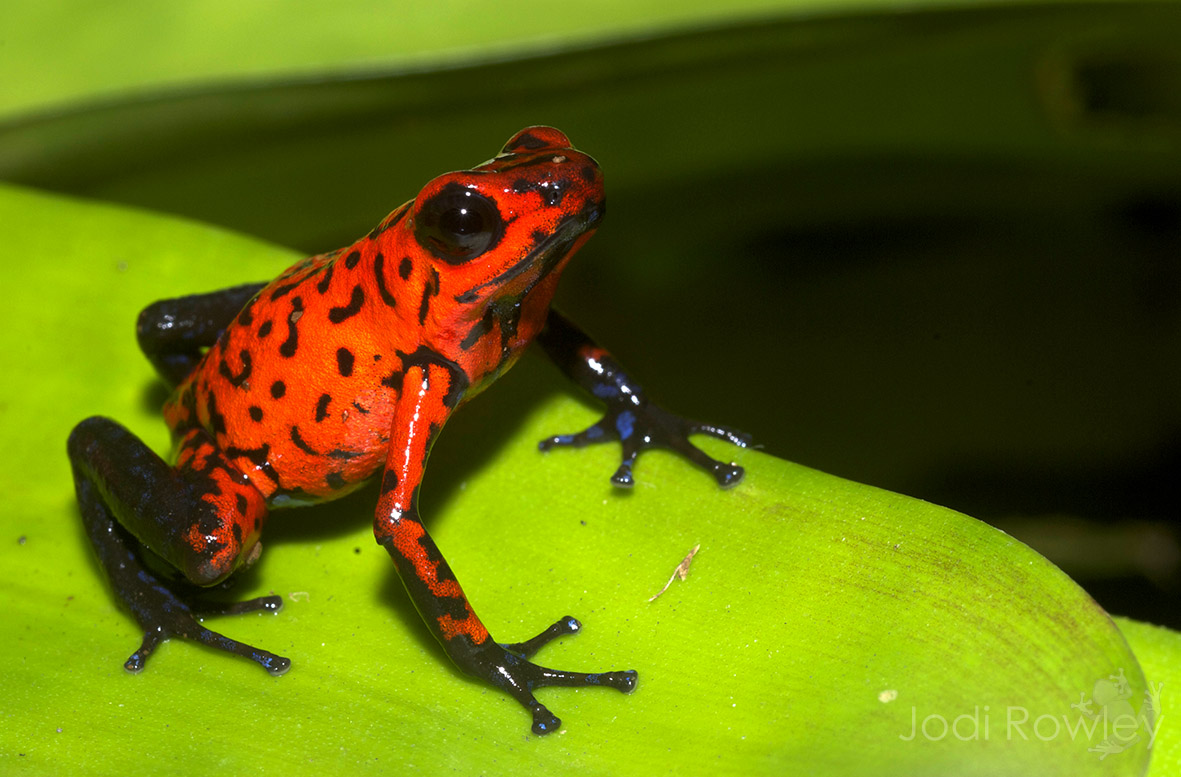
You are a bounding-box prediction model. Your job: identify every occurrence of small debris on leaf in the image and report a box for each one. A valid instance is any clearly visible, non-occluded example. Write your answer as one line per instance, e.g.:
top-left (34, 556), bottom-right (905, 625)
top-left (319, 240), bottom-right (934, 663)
top-left (648, 544), bottom-right (701, 602)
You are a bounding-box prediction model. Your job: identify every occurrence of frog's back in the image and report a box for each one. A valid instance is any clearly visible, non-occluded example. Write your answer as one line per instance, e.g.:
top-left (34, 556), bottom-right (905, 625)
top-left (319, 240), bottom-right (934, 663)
top-left (163, 226), bottom-right (427, 504)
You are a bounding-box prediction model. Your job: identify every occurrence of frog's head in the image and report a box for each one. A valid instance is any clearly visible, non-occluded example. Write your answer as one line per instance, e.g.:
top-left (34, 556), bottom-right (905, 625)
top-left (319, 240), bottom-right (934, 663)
top-left (408, 126), bottom-right (605, 314)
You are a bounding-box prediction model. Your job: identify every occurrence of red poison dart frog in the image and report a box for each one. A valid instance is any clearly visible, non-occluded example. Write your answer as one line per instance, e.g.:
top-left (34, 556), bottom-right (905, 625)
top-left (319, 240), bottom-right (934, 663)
top-left (67, 127), bottom-right (749, 734)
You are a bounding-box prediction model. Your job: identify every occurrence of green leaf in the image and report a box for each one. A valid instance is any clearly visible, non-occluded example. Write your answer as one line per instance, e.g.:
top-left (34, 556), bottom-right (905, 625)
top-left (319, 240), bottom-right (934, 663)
top-left (1, 184), bottom-right (1170, 774)
top-left (1115, 618), bottom-right (1181, 776)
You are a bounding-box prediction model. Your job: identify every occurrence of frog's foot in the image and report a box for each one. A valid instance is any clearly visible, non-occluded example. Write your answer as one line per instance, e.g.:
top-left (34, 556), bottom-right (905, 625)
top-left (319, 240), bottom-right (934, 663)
top-left (474, 616), bottom-right (637, 735)
top-left (117, 566), bottom-right (289, 676)
top-left (539, 402), bottom-right (751, 488)
top-left (69, 416), bottom-right (290, 677)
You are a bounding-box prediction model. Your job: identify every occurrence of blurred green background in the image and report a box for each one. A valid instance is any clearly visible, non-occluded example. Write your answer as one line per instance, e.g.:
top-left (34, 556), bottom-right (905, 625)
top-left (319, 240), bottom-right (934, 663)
top-left (4, 0), bottom-right (1176, 626)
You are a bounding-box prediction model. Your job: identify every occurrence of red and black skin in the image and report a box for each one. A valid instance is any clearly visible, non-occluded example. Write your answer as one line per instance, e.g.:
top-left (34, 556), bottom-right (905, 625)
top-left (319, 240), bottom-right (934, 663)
top-left (67, 127), bottom-right (750, 735)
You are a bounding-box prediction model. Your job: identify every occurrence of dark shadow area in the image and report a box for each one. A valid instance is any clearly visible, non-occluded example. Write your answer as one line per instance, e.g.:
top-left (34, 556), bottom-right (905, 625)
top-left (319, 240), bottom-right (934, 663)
top-left (140, 380), bottom-right (171, 416)
top-left (921, 436), bottom-right (1181, 628)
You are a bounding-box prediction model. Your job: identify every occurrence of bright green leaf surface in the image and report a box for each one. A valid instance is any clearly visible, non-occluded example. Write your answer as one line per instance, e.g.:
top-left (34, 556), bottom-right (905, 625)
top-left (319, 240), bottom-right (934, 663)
top-left (8, 0), bottom-right (1131, 121)
top-left (1115, 619), bottom-right (1181, 776)
top-left (0, 185), bottom-right (1171, 774)
top-left (0, 0), bottom-right (841, 119)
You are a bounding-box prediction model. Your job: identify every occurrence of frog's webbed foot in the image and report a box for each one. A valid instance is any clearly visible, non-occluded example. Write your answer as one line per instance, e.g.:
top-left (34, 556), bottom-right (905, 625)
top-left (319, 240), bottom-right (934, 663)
top-left (69, 416), bottom-right (289, 677)
top-left (539, 401), bottom-right (751, 488)
top-left (118, 568), bottom-right (290, 676)
top-left (476, 616), bottom-right (637, 735)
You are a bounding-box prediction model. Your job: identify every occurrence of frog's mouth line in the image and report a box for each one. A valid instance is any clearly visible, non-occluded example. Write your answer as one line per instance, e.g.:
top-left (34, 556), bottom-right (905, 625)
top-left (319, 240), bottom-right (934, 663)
top-left (454, 203), bottom-right (602, 305)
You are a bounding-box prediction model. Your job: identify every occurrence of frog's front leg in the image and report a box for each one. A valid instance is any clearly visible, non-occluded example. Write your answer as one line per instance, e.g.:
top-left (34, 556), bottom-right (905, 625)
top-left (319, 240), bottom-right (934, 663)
top-left (537, 309), bottom-right (751, 488)
top-left (67, 417), bottom-right (289, 674)
top-left (377, 356), bottom-right (636, 735)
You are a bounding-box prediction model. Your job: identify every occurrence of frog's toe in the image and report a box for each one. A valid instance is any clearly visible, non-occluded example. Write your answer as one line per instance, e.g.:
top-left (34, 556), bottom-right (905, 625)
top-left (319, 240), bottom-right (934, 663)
top-left (124, 630), bottom-right (164, 673)
top-left (119, 577), bottom-right (289, 676)
top-left (195, 594), bottom-right (284, 617)
top-left (179, 607), bottom-right (290, 675)
top-left (714, 462), bottom-right (745, 488)
top-left (530, 703), bottom-right (562, 736)
top-left (693, 422), bottom-right (753, 449)
top-left (668, 435), bottom-right (745, 488)
top-left (538, 418), bottom-right (610, 451)
top-left (502, 615), bottom-right (580, 658)
top-left (129, 614), bottom-right (290, 676)
top-left (611, 460), bottom-right (636, 488)
top-left (692, 450), bottom-right (745, 489)
top-left (504, 661), bottom-right (638, 736)
top-left (479, 616), bottom-right (637, 735)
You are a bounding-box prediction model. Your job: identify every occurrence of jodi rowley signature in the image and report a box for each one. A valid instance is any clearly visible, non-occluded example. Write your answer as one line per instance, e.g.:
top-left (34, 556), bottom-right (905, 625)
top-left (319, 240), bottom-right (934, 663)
top-left (898, 670), bottom-right (1163, 760)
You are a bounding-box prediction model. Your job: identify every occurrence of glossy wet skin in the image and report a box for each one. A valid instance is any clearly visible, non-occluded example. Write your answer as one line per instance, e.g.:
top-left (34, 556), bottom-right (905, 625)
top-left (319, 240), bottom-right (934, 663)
top-left (67, 126), bottom-right (749, 734)
top-left (168, 129), bottom-right (604, 509)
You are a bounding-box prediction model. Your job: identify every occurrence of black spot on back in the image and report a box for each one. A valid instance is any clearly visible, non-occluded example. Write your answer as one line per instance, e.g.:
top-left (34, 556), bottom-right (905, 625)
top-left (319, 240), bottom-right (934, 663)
top-left (418, 267), bottom-right (439, 325)
top-left (374, 253), bottom-right (397, 308)
top-left (328, 285), bottom-right (365, 323)
top-left (316, 261), bottom-right (335, 294)
top-left (290, 426), bottom-right (317, 455)
top-left (206, 393), bottom-right (227, 436)
top-left (269, 279), bottom-right (300, 300)
top-left (279, 297), bottom-right (303, 358)
top-left (218, 349), bottom-right (252, 388)
top-left (238, 297), bottom-right (257, 327)
top-left (337, 347), bottom-right (355, 377)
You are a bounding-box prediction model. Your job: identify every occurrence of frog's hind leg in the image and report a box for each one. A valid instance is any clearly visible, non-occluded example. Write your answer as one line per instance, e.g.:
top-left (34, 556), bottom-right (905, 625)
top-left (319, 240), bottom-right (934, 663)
top-left (67, 415), bottom-right (289, 675)
top-left (137, 282), bottom-right (267, 387)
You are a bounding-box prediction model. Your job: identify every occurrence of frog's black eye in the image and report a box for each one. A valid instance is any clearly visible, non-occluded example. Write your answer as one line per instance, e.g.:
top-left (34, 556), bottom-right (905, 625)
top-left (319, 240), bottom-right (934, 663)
top-left (415, 184), bottom-right (503, 263)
